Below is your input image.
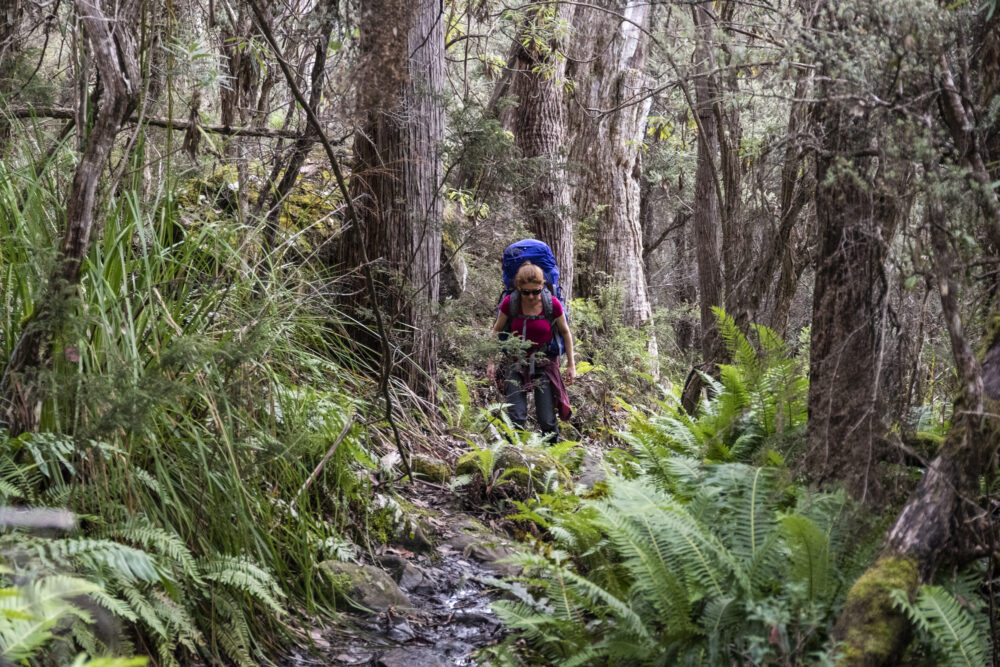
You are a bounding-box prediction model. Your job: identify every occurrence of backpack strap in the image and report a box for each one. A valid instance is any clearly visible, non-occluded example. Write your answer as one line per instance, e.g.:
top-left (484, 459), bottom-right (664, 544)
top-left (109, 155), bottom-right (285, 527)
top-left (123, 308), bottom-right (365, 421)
top-left (541, 287), bottom-right (562, 358)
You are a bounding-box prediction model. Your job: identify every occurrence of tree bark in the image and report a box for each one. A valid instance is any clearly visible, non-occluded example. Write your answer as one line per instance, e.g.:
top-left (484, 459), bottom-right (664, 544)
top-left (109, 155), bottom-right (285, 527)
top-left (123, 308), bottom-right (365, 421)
top-left (806, 109), bottom-right (899, 498)
top-left (679, 1), bottom-right (726, 412)
top-left (0, 0), bottom-right (24, 153)
top-left (804, 2), bottom-right (905, 498)
top-left (1, 0), bottom-right (140, 434)
top-left (567, 0), bottom-right (656, 346)
top-left (337, 0), bottom-right (444, 399)
top-left (833, 192), bottom-right (1000, 666)
top-left (510, 4), bottom-right (574, 301)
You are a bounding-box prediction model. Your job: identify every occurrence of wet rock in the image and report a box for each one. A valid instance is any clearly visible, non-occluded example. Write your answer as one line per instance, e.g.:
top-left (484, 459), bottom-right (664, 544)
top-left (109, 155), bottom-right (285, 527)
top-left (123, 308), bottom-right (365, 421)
top-left (320, 561), bottom-right (411, 612)
top-left (377, 647), bottom-right (445, 667)
top-left (376, 554), bottom-right (438, 594)
top-left (387, 619), bottom-right (416, 642)
top-left (410, 455), bottom-right (451, 483)
top-left (442, 520), bottom-right (520, 577)
top-left (394, 518), bottom-right (435, 553)
top-left (578, 450), bottom-right (607, 489)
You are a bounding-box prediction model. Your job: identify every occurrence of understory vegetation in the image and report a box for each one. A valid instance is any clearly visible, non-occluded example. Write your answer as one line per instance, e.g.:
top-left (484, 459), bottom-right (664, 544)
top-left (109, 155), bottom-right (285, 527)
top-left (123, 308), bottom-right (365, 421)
top-left (0, 157), bottom-right (988, 667)
top-left (0, 168), bottom-right (384, 664)
top-left (0, 0), bottom-right (998, 664)
top-left (473, 315), bottom-right (990, 666)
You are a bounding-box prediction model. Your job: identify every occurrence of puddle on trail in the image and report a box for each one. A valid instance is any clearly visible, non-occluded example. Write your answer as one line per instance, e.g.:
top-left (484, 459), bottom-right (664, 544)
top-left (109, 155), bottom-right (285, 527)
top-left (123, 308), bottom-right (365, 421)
top-left (283, 552), bottom-right (504, 667)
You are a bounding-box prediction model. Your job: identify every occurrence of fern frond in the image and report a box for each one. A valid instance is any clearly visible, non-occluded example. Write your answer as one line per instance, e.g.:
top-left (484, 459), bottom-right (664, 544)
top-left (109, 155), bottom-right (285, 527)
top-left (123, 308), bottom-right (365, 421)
top-left (33, 538), bottom-right (159, 583)
top-left (0, 575), bottom-right (99, 661)
top-left (87, 589), bottom-right (138, 623)
top-left (780, 514), bottom-right (831, 602)
top-left (201, 555), bottom-right (285, 615)
top-left (892, 585), bottom-right (989, 667)
top-left (107, 517), bottom-right (200, 582)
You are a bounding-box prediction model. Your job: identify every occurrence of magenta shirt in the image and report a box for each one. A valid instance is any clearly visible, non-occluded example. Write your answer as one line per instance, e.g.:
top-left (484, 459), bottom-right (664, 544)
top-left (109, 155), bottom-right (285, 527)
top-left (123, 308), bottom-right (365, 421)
top-left (500, 294), bottom-right (563, 348)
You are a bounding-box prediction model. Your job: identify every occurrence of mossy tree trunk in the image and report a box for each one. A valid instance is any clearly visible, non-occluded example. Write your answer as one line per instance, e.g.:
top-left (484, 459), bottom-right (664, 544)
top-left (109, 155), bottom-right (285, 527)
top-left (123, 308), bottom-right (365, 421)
top-left (833, 185), bottom-right (1000, 666)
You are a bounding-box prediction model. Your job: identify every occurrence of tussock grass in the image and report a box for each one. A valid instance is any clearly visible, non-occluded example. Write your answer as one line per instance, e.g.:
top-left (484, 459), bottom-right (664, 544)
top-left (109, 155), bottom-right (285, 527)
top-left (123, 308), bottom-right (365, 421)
top-left (0, 157), bottom-right (379, 663)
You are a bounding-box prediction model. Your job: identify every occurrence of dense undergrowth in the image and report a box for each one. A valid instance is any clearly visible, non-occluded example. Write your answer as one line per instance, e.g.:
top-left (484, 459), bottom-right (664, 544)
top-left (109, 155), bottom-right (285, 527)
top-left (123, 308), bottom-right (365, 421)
top-left (475, 313), bottom-right (991, 666)
top-left (0, 156), bottom-right (988, 665)
top-left (0, 164), bottom-right (381, 664)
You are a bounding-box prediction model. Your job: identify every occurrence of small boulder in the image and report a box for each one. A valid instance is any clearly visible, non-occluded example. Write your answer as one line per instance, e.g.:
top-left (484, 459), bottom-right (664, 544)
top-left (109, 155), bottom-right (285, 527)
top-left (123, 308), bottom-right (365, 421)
top-left (442, 519), bottom-right (521, 577)
top-left (378, 648), bottom-right (445, 667)
top-left (410, 455), bottom-right (451, 483)
top-left (320, 561), bottom-right (411, 612)
top-left (376, 554), bottom-right (437, 594)
top-left (578, 450), bottom-right (607, 490)
top-left (455, 450), bottom-right (482, 478)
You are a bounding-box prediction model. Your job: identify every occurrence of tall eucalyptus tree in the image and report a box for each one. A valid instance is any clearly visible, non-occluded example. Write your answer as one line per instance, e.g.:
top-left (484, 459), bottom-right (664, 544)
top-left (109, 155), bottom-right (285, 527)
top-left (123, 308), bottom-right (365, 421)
top-left (509, 4), bottom-right (575, 301)
top-left (336, 0), bottom-right (444, 398)
top-left (566, 0), bottom-right (655, 348)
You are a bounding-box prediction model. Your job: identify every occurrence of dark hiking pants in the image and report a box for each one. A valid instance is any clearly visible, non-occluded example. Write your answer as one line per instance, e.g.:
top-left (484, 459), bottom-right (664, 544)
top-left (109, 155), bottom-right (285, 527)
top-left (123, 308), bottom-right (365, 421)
top-left (504, 363), bottom-right (558, 441)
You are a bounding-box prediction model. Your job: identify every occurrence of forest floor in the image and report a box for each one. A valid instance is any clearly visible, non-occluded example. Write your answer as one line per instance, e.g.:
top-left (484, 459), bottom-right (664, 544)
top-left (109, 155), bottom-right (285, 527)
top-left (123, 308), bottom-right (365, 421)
top-left (281, 423), bottom-right (607, 667)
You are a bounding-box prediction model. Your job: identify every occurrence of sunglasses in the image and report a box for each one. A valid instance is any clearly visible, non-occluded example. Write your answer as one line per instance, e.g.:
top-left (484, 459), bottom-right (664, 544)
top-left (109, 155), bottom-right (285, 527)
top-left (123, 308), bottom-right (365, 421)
top-left (519, 288), bottom-right (543, 296)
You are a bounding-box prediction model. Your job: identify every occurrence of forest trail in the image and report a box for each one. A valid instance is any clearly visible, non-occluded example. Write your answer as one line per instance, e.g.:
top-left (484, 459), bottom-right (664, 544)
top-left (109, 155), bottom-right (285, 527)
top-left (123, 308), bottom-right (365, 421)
top-left (282, 428), bottom-right (609, 666)
top-left (280, 469), bottom-right (521, 665)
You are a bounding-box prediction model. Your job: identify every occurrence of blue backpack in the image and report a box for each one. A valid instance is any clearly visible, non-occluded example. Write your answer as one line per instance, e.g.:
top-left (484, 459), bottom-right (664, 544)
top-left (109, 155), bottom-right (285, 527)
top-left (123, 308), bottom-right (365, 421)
top-left (498, 239), bottom-right (565, 357)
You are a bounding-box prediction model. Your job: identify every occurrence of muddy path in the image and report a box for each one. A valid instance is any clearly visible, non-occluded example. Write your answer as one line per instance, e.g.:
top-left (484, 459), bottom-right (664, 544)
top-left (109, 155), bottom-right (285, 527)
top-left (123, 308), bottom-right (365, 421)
top-left (285, 550), bottom-right (504, 666)
top-left (283, 480), bottom-right (524, 667)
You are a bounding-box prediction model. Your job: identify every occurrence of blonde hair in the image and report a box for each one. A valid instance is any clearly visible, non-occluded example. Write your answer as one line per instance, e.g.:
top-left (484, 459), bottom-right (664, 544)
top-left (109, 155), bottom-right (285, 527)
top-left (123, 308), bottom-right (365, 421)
top-left (514, 262), bottom-right (544, 288)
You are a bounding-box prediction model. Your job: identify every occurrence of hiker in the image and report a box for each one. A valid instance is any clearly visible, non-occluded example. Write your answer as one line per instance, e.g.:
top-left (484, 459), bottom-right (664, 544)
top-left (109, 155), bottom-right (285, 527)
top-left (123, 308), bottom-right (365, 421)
top-left (487, 261), bottom-right (575, 441)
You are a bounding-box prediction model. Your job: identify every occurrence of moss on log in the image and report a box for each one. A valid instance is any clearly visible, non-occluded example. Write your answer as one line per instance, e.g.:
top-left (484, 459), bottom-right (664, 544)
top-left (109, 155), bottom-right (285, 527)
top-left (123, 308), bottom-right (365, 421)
top-left (833, 556), bottom-right (920, 667)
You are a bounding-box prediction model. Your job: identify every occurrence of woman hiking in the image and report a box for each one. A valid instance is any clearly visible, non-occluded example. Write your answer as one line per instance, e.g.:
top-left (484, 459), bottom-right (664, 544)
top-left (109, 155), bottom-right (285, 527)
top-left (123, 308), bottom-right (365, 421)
top-left (487, 262), bottom-right (575, 442)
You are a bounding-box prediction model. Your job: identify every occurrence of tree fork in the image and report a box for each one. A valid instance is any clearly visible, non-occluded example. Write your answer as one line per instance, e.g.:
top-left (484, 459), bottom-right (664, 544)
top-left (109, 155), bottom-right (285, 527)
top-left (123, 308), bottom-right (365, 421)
top-left (1, 0), bottom-right (140, 434)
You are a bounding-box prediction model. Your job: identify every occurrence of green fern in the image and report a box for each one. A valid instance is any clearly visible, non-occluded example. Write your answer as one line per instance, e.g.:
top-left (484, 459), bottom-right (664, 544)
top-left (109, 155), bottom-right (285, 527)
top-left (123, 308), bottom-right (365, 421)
top-left (0, 574), bottom-right (99, 662)
top-left (891, 585), bottom-right (989, 667)
top-left (200, 555), bottom-right (285, 615)
top-left (107, 517), bottom-right (201, 583)
top-left (495, 464), bottom-right (856, 664)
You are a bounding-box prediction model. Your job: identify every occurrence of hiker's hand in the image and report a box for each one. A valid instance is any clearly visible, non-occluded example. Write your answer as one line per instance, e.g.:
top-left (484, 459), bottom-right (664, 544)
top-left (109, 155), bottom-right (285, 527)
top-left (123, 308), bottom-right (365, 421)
top-left (486, 362), bottom-right (495, 379)
top-left (564, 365), bottom-right (576, 386)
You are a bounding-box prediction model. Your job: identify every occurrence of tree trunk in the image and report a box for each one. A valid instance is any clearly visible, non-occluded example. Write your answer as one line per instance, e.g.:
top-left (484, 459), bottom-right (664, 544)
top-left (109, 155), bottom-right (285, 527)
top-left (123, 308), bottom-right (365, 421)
top-left (686, 1), bottom-right (725, 405)
top-left (510, 4), bottom-right (574, 301)
top-left (338, 0), bottom-right (443, 399)
top-left (805, 103), bottom-right (899, 498)
top-left (804, 2), bottom-right (906, 498)
top-left (1, 0), bottom-right (140, 434)
top-left (567, 0), bottom-right (656, 346)
top-left (833, 193), bottom-right (1000, 666)
top-left (0, 0), bottom-right (23, 153)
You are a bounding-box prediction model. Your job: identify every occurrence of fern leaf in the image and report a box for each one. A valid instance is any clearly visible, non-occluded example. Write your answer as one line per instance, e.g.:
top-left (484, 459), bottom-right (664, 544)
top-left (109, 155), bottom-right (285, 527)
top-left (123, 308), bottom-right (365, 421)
top-left (780, 514), bottom-right (831, 602)
top-left (893, 585), bottom-right (989, 667)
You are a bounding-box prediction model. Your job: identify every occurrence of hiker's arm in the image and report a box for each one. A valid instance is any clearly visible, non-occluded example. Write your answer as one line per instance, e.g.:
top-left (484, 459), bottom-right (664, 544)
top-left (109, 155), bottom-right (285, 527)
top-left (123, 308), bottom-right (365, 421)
top-left (492, 312), bottom-right (508, 335)
top-left (555, 315), bottom-right (575, 385)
